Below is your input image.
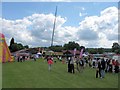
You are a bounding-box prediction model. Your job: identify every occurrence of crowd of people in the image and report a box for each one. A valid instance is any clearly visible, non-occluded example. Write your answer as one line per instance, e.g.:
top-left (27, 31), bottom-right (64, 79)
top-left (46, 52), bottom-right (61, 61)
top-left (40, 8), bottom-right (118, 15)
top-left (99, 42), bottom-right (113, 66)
top-left (16, 56), bottom-right (28, 62)
top-left (15, 53), bottom-right (120, 78)
top-left (15, 53), bottom-right (42, 62)
top-left (45, 55), bottom-right (120, 79)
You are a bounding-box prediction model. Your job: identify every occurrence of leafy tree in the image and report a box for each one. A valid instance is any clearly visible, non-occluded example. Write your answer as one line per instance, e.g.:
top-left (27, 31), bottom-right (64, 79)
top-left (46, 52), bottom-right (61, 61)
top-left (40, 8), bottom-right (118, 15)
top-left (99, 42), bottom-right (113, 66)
top-left (24, 45), bottom-right (29, 49)
top-left (49, 45), bottom-right (64, 52)
top-left (10, 37), bottom-right (14, 46)
top-left (86, 48), bottom-right (97, 54)
top-left (9, 37), bottom-right (30, 52)
top-left (10, 43), bottom-right (19, 52)
top-left (10, 43), bottom-right (25, 52)
top-left (112, 42), bottom-right (120, 52)
top-left (9, 37), bottom-right (14, 51)
top-left (17, 43), bottom-right (24, 50)
top-left (104, 48), bottom-right (112, 52)
top-left (87, 48), bottom-right (107, 54)
top-left (98, 48), bottom-right (104, 54)
top-left (63, 41), bottom-right (80, 50)
top-left (115, 49), bottom-right (120, 54)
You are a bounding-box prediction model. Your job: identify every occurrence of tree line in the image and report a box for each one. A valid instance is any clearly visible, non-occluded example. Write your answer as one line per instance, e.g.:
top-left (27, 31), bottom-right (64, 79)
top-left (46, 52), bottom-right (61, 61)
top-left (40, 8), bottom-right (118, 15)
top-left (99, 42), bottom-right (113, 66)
top-left (9, 38), bottom-right (120, 54)
top-left (49, 42), bottom-right (120, 54)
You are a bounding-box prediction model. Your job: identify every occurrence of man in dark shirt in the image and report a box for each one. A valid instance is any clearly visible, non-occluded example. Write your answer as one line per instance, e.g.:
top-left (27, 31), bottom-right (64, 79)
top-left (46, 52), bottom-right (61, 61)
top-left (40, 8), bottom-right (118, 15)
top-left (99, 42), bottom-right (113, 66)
top-left (96, 60), bottom-right (101, 78)
top-left (101, 58), bottom-right (106, 78)
top-left (67, 57), bottom-right (72, 73)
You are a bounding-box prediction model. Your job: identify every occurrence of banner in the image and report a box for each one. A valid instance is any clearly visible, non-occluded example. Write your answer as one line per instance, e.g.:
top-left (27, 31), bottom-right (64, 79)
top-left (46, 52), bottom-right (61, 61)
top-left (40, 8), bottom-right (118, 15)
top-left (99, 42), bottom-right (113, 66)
top-left (80, 48), bottom-right (84, 58)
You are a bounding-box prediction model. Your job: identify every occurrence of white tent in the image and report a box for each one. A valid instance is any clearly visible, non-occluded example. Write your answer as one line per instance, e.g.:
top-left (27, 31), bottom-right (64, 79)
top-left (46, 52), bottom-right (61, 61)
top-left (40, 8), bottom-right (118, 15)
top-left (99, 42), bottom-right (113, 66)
top-left (83, 53), bottom-right (88, 57)
top-left (37, 52), bottom-right (42, 55)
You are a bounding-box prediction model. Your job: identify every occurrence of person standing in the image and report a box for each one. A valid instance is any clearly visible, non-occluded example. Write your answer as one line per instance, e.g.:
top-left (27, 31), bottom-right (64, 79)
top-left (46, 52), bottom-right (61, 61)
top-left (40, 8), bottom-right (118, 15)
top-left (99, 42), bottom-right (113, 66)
top-left (47, 57), bottom-right (53, 71)
top-left (112, 59), bottom-right (116, 73)
top-left (20, 56), bottom-right (23, 62)
top-left (70, 56), bottom-right (75, 74)
top-left (101, 58), bottom-right (106, 78)
top-left (105, 59), bottom-right (110, 73)
top-left (88, 58), bottom-right (92, 67)
top-left (109, 59), bottom-right (113, 73)
top-left (79, 58), bottom-right (84, 73)
top-left (33, 54), bottom-right (36, 61)
top-left (114, 60), bottom-right (119, 73)
top-left (23, 56), bottom-right (25, 62)
top-left (76, 56), bottom-right (80, 72)
top-left (67, 57), bottom-right (72, 73)
top-left (96, 60), bottom-right (101, 78)
top-left (17, 56), bottom-right (20, 62)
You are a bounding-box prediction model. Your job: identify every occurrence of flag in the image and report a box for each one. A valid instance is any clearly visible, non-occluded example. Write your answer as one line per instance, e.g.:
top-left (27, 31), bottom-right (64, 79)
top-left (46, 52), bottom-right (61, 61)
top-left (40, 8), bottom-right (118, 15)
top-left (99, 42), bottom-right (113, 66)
top-left (80, 48), bottom-right (84, 58)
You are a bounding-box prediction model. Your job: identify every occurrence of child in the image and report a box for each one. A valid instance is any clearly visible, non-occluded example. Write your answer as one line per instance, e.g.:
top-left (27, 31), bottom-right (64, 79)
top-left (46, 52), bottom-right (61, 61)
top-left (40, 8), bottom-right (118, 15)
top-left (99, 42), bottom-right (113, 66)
top-left (48, 57), bottom-right (53, 71)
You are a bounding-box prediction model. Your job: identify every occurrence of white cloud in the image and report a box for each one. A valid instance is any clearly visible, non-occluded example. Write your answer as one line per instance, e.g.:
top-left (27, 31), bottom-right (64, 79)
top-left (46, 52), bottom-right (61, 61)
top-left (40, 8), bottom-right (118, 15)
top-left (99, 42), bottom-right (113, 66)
top-left (79, 13), bottom-right (82, 17)
top-left (77, 6), bottom-right (118, 47)
top-left (79, 7), bottom-right (87, 17)
top-left (79, 12), bottom-right (87, 17)
top-left (1, 6), bottom-right (118, 48)
top-left (55, 26), bottom-right (78, 45)
top-left (1, 13), bottom-right (67, 47)
top-left (82, 7), bottom-right (85, 10)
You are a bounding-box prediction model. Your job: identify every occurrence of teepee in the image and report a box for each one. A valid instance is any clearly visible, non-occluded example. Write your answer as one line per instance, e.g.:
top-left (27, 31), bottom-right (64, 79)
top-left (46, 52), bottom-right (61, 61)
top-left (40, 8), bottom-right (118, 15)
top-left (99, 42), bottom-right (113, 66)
top-left (0, 33), bottom-right (13, 63)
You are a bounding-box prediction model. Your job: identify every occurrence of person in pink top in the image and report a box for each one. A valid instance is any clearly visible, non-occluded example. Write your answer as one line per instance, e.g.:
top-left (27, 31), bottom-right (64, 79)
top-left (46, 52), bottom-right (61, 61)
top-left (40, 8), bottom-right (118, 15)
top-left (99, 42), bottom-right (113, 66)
top-left (47, 57), bottom-right (53, 71)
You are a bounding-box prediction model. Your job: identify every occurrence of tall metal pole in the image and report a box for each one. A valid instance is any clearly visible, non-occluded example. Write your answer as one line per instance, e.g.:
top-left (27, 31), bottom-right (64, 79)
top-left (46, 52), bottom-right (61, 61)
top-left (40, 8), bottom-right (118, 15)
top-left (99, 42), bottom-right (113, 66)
top-left (51, 6), bottom-right (57, 47)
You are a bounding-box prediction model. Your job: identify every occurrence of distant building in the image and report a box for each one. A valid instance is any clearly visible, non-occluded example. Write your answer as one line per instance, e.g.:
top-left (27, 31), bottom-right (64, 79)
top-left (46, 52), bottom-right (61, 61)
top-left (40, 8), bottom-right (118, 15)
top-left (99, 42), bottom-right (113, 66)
top-left (62, 50), bottom-right (80, 56)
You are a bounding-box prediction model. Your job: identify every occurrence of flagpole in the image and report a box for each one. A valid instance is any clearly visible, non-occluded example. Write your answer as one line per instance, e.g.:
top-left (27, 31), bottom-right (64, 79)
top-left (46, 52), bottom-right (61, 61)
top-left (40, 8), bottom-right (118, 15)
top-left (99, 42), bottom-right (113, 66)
top-left (51, 6), bottom-right (57, 47)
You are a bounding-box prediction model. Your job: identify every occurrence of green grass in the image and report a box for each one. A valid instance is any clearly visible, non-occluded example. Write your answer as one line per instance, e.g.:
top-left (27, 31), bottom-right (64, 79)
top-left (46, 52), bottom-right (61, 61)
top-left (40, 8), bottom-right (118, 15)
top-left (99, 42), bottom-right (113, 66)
top-left (2, 58), bottom-right (119, 88)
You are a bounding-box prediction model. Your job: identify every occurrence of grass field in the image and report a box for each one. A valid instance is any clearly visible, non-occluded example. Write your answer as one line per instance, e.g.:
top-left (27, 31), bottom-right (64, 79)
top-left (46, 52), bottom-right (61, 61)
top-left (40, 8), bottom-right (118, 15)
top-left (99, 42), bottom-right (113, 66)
top-left (2, 58), bottom-right (119, 88)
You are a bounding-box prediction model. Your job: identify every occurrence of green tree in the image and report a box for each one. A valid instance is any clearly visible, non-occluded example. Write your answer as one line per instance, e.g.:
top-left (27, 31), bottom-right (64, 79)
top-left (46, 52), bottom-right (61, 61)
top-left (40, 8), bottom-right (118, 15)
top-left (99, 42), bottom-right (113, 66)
top-left (17, 43), bottom-right (24, 50)
top-left (9, 37), bottom-right (14, 51)
top-left (64, 41), bottom-right (80, 50)
top-left (49, 45), bottom-right (64, 52)
top-left (10, 43), bottom-right (19, 52)
top-left (112, 42), bottom-right (120, 53)
top-left (104, 48), bottom-right (112, 52)
top-left (24, 45), bottom-right (29, 49)
top-left (98, 48), bottom-right (104, 54)
top-left (10, 43), bottom-right (25, 52)
top-left (114, 49), bottom-right (120, 54)
top-left (86, 48), bottom-right (97, 54)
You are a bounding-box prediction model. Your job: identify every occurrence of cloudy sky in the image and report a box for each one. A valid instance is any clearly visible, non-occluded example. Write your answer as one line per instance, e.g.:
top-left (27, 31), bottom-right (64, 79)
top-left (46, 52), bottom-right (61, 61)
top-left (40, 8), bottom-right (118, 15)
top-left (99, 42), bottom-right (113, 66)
top-left (1, 1), bottom-right (119, 48)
